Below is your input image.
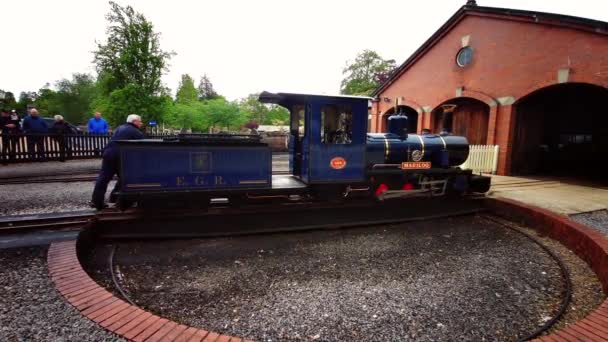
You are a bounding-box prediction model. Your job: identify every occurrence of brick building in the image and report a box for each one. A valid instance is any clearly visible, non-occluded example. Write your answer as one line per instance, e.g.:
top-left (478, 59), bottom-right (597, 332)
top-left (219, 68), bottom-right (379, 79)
top-left (370, 1), bottom-right (608, 178)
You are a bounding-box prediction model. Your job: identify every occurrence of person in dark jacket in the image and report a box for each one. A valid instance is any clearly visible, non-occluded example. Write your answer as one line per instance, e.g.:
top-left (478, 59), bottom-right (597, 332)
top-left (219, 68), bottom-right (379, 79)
top-left (0, 109), bottom-right (21, 164)
top-left (91, 114), bottom-right (144, 210)
top-left (49, 115), bottom-right (70, 162)
top-left (22, 108), bottom-right (48, 161)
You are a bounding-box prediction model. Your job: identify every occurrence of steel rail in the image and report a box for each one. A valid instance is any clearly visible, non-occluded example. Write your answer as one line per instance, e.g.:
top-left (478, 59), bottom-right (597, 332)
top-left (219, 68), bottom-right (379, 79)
top-left (481, 215), bottom-right (572, 341)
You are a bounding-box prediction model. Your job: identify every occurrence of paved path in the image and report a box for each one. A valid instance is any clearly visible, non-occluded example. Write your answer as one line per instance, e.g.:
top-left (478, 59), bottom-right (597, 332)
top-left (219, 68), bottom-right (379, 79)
top-left (488, 174), bottom-right (608, 225)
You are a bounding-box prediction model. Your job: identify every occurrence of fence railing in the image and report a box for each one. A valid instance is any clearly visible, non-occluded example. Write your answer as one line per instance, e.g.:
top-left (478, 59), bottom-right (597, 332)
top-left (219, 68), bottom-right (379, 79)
top-left (460, 145), bottom-right (500, 174)
top-left (0, 133), bottom-right (177, 163)
top-left (0, 132), bottom-right (288, 164)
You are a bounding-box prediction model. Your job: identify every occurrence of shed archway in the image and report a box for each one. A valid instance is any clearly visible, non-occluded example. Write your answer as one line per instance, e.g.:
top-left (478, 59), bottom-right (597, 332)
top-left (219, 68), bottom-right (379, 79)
top-left (382, 105), bottom-right (418, 133)
top-left (512, 83), bottom-right (608, 180)
top-left (432, 97), bottom-right (490, 145)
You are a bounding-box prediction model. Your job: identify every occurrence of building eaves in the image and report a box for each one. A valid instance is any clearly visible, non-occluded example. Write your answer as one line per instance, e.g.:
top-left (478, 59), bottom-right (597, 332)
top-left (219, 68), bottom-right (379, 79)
top-left (372, 4), bottom-right (608, 97)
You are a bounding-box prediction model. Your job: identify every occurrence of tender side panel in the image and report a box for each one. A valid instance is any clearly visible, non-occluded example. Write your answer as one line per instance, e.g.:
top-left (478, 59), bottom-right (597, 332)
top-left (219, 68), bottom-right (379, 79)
top-left (120, 145), bottom-right (271, 192)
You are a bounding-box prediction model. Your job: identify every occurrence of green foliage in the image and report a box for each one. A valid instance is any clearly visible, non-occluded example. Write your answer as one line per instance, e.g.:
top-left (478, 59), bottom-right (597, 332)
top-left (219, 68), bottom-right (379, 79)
top-left (238, 93), bottom-right (289, 125)
top-left (0, 90), bottom-right (17, 111)
top-left (176, 74), bottom-right (198, 104)
top-left (15, 92), bottom-right (37, 113)
top-left (94, 84), bottom-right (172, 127)
top-left (93, 1), bottom-right (173, 127)
top-left (340, 49), bottom-right (397, 96)
top-left (164, 97), bottom-right (245, 133)
top-left (198, 75), bottom-right (219, 101)
top-left (205, 98), bottom-right (245, 131)
top-left (33, 74), bottom-right (98, 124)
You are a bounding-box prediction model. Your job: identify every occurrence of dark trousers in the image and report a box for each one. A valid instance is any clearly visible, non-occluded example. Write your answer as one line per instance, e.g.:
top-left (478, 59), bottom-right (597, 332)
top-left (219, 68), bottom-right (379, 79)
top-left (1, 135), bottom-right (18, 163)
top-left (54, 136), bottom-right (67, 162)
top-left (92, 153), bottom-right (120, 208)
top-left (27, 136), bottom-right (45, 161)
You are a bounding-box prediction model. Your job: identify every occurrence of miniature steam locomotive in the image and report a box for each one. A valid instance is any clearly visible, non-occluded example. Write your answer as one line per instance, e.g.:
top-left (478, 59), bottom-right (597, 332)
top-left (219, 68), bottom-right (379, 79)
top-left (114, 92), bottom-right (490, 208)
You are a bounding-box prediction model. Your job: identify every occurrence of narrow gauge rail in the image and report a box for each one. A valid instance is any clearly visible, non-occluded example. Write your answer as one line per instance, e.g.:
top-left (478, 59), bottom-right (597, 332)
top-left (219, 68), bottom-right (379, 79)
top-left (0, 196), bottom-right (474, 235)
top-left (91, 197), bottom-right (487, 239)
top-left (0, 210), bottom-right (94, 233)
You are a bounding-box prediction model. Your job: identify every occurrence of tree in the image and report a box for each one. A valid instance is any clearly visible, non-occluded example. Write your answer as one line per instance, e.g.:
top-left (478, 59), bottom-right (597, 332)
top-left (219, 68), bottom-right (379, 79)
top-left (176, 74), bottom-right (198, 104)
top-left (340, 50), bottom-right (397, 96)
top-left (0, 90), bottom-right (17, 111)
top-left (35, 74), bottom-right (99, 123)
top-left (205, 98), bottom-right (246, 131)
top-left (198, 74), bottom-right (218, 101)
top-left (93, 1), bottom-right (174, 126)
top-left (15, 91), bottom-right (37, 113)
top-left (238, 93), bottom-right (289, 125)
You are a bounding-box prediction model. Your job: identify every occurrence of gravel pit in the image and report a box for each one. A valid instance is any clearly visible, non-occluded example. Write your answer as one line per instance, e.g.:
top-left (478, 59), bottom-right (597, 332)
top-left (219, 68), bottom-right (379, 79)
top-left (0, 181), bottom-right (112, 216)
top-left (86, 214), bottom-right (604, 341)
top-left (0, 246), bottom-right (123, 342)
top-left (570, 209), bottom-right (608, 235)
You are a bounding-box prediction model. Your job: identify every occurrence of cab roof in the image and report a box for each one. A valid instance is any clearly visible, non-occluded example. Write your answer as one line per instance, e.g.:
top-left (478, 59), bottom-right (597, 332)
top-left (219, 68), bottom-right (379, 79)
top-left (259, 91), bottom-right (371, 106)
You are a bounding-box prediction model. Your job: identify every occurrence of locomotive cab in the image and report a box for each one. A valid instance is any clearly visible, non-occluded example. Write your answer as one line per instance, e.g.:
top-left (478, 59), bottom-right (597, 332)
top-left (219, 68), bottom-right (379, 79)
top-left (259, 92), bottom-right (370, 187)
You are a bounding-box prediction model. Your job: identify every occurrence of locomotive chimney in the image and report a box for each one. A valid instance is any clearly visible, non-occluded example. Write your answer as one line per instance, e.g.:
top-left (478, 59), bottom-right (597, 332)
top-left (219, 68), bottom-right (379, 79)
top-left (440, 104), bottom-right (457, 135)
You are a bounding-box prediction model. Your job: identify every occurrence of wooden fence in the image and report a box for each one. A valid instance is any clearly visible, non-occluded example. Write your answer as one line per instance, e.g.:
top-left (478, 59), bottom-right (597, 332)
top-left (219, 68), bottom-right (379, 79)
top-left (0, 132), bottom-right (288, 163)
top-left (0, 133), bottom-right (176, 163)
top-left (459, 145), bottom-right (500, 174)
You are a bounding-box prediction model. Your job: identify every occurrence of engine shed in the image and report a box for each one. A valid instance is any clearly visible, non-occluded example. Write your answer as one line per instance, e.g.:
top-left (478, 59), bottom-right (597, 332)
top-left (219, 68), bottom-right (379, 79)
top-left (370, 1), bottom-right (608, 181)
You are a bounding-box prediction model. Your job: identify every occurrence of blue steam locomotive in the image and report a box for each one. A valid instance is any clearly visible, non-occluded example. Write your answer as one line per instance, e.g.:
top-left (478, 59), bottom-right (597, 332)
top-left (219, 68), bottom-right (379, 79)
top-left (115, 92), bottom-right (490, 208)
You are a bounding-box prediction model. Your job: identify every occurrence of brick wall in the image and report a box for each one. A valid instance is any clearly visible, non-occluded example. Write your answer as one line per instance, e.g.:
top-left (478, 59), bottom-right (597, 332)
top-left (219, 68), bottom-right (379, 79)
top-left (372, 13), bottom-right (608, 175)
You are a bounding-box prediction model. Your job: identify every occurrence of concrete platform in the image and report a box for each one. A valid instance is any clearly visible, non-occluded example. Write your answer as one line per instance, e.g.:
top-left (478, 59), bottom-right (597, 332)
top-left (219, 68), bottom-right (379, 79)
top-left (488, 175), bottom-right (608, 215)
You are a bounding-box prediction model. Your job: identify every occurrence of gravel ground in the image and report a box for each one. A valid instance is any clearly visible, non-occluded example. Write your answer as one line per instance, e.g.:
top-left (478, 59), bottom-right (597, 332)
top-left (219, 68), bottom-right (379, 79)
top-left (84, 214), bottom-right (603, 342)
top-left (0, 153), bottom-right (288, 217)
top-left (0, 246), bottom-right (122, 342)
top-left (570, 209), bottom-right (608, 235)
top-left (499, 218), bottom-right (605, 333)
top-left (0, 181), bottom-right (106, 216)
top-left (0, 159), bottom-right (101, 178)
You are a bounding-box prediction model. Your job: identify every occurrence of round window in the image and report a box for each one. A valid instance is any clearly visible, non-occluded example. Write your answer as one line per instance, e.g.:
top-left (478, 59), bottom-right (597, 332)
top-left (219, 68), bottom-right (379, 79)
top-left (456, 46), bottom-right (473, 67)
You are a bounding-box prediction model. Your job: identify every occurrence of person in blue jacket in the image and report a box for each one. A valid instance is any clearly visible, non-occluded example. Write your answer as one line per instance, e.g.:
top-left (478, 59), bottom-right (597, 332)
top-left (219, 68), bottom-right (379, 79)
top-left (88, 112), bottom-right (109, 134)
top-left (91, 114), bottom-right (144, 210)
top-left (22, 108), bottom-right (49, 161)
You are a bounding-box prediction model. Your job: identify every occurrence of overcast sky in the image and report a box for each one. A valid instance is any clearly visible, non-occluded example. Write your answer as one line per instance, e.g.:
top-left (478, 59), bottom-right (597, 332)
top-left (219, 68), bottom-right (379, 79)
top-left (1, 0), bottom-right (607, 100)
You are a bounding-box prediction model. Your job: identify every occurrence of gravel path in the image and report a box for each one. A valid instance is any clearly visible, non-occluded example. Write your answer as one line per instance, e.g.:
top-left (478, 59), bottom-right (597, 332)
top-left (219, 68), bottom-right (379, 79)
top-left (0, 246), bottom-right (122, 341)
top-left (86, 214), bottom-right (596, 342)
top-left (0, 159), bottom-right (101, 178)
top-left (0, 181), bottom-right (106, 216)
top-left (0, 153), bottom-right (289, 217)
top-left (570, 209), bottom-right (608, 235)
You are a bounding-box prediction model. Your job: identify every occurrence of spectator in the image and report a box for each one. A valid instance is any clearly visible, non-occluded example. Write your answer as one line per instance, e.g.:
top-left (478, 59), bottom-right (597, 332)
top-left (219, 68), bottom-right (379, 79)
top-left (22, 108), bottom-right (48, 162)
top-left (0, 109), bottom-right (21, 165)
top-left (91, 114), bottom-right (144, 210)
top-left (50, 115), bottom-right (70, 162)
top-left (88, 112), bottom-right (109, 134)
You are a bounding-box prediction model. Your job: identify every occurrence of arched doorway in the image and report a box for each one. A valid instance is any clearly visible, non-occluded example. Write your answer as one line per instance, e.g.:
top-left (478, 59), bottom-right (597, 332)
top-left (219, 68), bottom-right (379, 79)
top-left (382, 105), bottom-right (418, 133)
top-left (432, 97), bottom-right (490, 145)
top-left (512, 83), bottom-right (608, 179)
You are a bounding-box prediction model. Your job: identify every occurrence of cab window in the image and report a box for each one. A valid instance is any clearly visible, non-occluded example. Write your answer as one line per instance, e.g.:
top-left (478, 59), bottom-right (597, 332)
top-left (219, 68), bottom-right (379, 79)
top-left (291, 104), bottom-right (305, 137)
top-left (321, 104), bottom-right (352, 144)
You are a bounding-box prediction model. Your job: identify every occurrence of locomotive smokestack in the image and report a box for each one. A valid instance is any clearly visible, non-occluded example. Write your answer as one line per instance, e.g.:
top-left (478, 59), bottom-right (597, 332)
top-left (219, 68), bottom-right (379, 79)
top-left (440, 104), bottom-right (457, 135)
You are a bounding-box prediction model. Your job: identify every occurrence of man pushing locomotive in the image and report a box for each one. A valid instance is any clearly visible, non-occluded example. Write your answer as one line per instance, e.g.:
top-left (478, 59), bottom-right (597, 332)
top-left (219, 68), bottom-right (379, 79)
top-left (90, 114), bottom-right (144, 210)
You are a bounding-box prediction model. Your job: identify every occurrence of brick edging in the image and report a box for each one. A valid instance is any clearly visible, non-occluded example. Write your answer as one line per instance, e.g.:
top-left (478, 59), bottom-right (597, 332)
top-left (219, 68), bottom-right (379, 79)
top-left (47, 241), bottom-right (251, 342)
top-left (486, 197), bottom-right (608, 342)
top-left (47, 197), bottom-right (608, 342)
